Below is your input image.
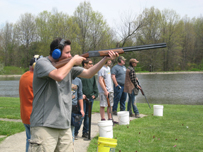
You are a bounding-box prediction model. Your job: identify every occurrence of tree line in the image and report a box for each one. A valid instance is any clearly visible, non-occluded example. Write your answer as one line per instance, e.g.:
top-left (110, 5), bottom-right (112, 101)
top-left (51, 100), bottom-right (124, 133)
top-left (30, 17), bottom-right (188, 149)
top-left (0, 1), bottom-right (202, 72)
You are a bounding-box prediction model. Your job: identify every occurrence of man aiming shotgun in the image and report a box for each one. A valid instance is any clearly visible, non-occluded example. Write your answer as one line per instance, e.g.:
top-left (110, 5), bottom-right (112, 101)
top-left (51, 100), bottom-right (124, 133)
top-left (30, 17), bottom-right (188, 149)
top-left (52, 43), bottom-right (166, 69)
top-left (29, 37), bottom-right (118, 152)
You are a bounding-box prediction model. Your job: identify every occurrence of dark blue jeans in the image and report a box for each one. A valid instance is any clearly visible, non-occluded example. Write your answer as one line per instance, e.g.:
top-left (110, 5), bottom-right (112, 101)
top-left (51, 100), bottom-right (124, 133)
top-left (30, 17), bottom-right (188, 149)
top-left (127, 91), bottom-right (139, 115)
top-left (75, 98), bottom-right (94, 135)
top-left (113, 84), bottom-right (127, 112)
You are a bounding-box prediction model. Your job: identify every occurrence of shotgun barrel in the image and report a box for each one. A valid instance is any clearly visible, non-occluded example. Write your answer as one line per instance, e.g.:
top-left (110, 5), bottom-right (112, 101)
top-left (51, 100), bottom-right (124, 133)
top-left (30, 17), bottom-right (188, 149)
top-left (82, 43), bottom-right (166, 58)
top-left (84, 97), bottom-right (92, 140)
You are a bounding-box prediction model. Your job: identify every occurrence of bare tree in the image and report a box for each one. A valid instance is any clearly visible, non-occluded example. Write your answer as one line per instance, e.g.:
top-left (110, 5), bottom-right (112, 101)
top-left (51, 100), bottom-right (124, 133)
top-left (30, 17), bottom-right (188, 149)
top-left (114, 10), bottom-right (147, 48)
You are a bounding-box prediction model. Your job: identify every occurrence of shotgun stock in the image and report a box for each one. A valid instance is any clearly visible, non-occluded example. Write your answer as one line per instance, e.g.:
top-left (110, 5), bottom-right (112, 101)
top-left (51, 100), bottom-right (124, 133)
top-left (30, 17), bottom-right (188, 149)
top-left (102, 79), bottom-right (111, 108)
top-left (52, 43), bottom-right (166, 68)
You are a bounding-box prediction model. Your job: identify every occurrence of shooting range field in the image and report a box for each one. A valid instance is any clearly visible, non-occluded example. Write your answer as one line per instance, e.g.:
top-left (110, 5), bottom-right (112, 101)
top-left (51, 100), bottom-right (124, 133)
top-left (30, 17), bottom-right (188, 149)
top-left (0, 97), bottom-right (203, 152)
top-left (88, 101), bottom-right (203, 152)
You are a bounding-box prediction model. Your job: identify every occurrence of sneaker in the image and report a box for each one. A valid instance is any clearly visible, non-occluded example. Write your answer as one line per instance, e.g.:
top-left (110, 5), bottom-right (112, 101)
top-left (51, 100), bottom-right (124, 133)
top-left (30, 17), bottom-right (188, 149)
top-left (82, 133), bottom-right (88, 138)
top-left (112, 111), bottom-right (117, 115)
top-left (129, 113), bottom-right (135, 117)
top-left (74, 134), bottom-right (78, 140)
top-left (135, 114), bottom-right (140, 118)
top-left (101, 118), bottom-right (106, 121)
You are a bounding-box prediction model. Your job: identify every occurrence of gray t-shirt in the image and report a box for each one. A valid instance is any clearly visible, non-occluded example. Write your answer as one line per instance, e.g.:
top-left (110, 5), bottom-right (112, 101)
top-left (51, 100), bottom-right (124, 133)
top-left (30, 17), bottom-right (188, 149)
top-left (97, 66), bottom-right (113, 93)
top-left (111, 64), bottom-right (126, 86)
top-left (30, 57), bottom-right (83, 129)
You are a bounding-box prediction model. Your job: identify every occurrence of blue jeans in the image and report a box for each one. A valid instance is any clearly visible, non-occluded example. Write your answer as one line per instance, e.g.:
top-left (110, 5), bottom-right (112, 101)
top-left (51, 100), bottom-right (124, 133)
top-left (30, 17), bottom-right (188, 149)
top-left (75, 98), bottom-right (94, 135)
top-left (24, 124), bottom-right (31, 152)
top-left (113, 84), bottom-right (127, 112)
top-left (127, 91), bottom-right (139, 115)
top-left (71, 126), bottom-right (75, 142)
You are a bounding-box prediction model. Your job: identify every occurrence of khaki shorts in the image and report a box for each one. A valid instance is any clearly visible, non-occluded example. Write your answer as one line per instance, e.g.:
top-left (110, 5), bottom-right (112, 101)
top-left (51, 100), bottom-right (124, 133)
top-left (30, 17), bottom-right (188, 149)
top-left (99, 92), bottom-right (114, 107)
top-left (29, 126), bottom-right (74, 152)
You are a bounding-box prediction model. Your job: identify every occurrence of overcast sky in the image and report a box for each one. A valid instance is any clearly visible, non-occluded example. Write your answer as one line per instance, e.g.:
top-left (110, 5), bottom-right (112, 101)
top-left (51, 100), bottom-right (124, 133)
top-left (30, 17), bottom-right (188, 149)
top-left (0, 0), bottom-right (202, 28)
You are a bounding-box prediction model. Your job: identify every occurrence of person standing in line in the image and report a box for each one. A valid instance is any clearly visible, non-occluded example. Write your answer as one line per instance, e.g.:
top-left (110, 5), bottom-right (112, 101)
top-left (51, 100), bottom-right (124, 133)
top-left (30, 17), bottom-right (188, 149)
top-left (71, 77), bottom-right (85, 142)
top-left (19, 55), bottom-right (41, 152)
top-left (97, 60), bottom-right (114, 121)
top-left (111, 56), bottom-right (127, 115)
top-left (29, 37), bottom-right (118, 151)
top-left (74, 58), bottom-right (98, 139)
top-left (124, 58), bottom-right (141, 118)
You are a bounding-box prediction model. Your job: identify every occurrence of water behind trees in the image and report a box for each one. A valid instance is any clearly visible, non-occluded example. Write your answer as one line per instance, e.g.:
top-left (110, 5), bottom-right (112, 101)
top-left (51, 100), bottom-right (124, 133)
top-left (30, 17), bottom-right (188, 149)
top-left (0, 73), bottom-right (202, 105)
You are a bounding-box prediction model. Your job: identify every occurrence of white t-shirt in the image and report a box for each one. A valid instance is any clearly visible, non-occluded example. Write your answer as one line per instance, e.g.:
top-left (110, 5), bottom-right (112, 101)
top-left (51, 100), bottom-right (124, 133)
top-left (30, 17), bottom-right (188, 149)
top-left (97, 66), bottom-right (113, 93)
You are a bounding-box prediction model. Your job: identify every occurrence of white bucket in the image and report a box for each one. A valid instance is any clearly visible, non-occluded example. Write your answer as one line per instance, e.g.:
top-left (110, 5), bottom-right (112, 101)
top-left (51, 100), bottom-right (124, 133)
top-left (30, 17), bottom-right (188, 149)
top-left (98, 120), bottom-right (113, 138)
top-left (153, 105), bottom-right (164, 116)
top-left (117, 111), bottom-right (129, 125)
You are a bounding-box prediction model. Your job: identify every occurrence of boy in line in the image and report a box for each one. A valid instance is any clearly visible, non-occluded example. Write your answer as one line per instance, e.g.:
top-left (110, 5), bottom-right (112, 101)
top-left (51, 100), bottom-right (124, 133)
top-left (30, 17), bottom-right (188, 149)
top-left (97, 60), bottom-right (114, 121)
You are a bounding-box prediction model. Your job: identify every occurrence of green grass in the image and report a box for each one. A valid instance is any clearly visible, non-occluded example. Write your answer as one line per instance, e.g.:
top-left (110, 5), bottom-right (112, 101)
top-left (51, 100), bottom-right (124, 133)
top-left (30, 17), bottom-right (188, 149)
top-left (0, 97), bottom-right (203, 151)
top-left (0, 121), bottom-right (24, 136)
top-left (0, 97), bottom-right (24, 143)
top-left (0, 97), bottom-right (21, 119)
top-left (89, 101), bottom-right (203, 152)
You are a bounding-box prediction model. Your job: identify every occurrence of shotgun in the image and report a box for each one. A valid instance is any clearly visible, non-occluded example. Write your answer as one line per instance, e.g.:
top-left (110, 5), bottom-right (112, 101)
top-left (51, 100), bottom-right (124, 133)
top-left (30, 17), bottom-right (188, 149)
top-left (52, 43), bottom-right (166, 68)
top-left (137, 80), bottom-right (151, 109)
top-left (84, 97), bottom-right (92, 140)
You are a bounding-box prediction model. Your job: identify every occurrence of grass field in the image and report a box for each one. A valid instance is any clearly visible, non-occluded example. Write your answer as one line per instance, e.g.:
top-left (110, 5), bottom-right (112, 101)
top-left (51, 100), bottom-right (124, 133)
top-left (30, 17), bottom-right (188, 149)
top-left (0, 97), bottom-right (24, 143)
top-left (89, 101), bottom-right (203, 152)
top-left (0, 97), bottom-right (203, 151)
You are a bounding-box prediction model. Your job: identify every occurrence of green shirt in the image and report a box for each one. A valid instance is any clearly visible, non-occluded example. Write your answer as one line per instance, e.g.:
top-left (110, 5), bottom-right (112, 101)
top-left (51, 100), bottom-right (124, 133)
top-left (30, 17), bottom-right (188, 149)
top-left (80, 76), bottom-right (98, 99)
